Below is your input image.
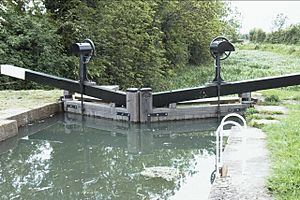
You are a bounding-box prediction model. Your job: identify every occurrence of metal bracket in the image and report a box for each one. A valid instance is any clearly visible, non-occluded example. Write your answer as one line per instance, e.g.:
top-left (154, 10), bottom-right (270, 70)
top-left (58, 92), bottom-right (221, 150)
top-left (116, 112), bottom-right (130, 117)
top-left (66, 104), bottom-right (78, 109)
top-left (147, 113), bottom-right (168, 117)
top-left (228, 108), bottom-right (246, 113)
top-left (116, 112), bottom-right (131, 122)
top-left (200, 90), bottom-right (207, 98)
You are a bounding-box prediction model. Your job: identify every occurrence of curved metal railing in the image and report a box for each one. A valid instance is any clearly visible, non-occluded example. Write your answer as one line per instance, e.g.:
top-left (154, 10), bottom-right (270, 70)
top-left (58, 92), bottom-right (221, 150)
top-left (214, 113), bottom-right (247, 179)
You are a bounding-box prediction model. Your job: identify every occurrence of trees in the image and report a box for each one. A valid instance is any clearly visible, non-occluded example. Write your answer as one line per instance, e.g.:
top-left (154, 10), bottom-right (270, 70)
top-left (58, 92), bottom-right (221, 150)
top-left (0, 0), bottom-right (76, 89)
top-left (1, 0), bottom-right (228, 90)
top-left (43, 0), bottom-right (228, 89)
top-left (221, 3), bottom-right (241, 43)
top-left (154, 1), bottom-right (225, 66)
top-left (271, 13), bottom-right (288, 32)
top-left (249, 13), bottom-right (300, 45)
top-left (265, 24), bottom-right (300, 44)
top-left (249, 28), bottom-right (266, 43)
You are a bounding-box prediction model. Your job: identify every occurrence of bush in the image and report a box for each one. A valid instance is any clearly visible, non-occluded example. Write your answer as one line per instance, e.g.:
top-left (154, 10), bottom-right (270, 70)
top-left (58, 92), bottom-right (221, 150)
top-left (265, 95), bottom-right (280, 104)
top-left (265, 24), bottom-right (300, 45)
top-left (1, 1), bottom-right (228, 91)
top-left (249, 28), bottom-right (266, 43)
top-left (0, 2), bottom-right (76, 90)
top-left (44, 0), bottom-right (228, 90)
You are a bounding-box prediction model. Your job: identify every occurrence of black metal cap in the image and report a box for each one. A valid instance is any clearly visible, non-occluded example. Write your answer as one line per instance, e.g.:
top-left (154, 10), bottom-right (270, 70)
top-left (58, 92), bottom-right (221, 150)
top-left (210, 40), bottom-right (235, 55)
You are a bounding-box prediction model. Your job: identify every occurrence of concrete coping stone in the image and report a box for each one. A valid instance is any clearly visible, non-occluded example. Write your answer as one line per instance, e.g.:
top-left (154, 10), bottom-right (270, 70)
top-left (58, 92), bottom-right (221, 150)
top-left (0, 120), bottom-right (18, 142)
top-left (126, 88), bottom-right (139, 92)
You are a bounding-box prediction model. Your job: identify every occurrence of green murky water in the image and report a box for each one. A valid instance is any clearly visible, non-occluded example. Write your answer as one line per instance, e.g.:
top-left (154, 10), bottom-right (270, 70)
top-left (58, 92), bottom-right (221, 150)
top-left (0, 113), bottom-right (218, 200)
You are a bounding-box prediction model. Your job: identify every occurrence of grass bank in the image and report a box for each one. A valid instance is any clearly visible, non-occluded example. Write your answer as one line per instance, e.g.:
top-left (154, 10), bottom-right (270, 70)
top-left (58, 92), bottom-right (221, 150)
top-left (233, 44), bottom-right (300, 199)
top-left (261, 88), bottom-right (300, 101)
top-left (161, 43), bottom-right (300, 91)
top-left (0, 43), bottom-right (300, 199)
top-left (0, 89), bottom-right (62, 111)
top-left (237, 43), bottom-right (300, 57)
top-left (163, 43), bottom-right (300, 199)
top-left (262, 102), bottom-right (300, 199)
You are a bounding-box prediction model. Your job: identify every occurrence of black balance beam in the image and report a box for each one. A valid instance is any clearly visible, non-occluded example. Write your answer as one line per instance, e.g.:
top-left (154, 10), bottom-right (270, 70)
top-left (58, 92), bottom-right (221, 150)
top-left (0, 65), bottom-right (126, 106)
top-left (2, 65), bottom-right (300, 108)
top-left (153, 73), bottom-right (300, 107)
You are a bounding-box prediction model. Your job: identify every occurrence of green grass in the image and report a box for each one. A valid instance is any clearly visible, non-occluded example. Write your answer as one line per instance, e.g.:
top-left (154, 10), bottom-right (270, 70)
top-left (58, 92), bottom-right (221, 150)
top-left (237, 43), bottom-right (300, 57)
top-left (1, 43), bottom-right (300, 199)
top-left (258, 110), bottom-right (284, 115)
top-left (263, 116), bottom-right (277, 120)
top-left (171, 43), bottom-right (300, 199)
top-left (256, 87), bottom-right (300, 200)
top-left (263, 104), bottom-right (300, 200)
top-left (0, 89), bottom-right (62, 111)
top-left (161, 44), bottom-right (300, 91)
top-left (261, 88), bottom-right (300, 101)
top-left (222, 49), bottom-right (300, 82)
top-left (245, 105), bottom-right (282, 123)
top-left (160, 63), bottom-right (214, 90)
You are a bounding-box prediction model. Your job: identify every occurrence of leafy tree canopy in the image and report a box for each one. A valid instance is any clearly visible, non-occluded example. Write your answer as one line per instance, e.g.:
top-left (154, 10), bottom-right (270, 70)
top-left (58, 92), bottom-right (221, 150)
top-left (1, 0), bottom-right (232, 90)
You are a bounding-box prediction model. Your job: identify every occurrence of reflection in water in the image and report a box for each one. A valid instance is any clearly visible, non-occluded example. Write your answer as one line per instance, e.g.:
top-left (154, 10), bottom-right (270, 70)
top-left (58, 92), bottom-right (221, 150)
top-left (0, 113), bottom-right (218, 199)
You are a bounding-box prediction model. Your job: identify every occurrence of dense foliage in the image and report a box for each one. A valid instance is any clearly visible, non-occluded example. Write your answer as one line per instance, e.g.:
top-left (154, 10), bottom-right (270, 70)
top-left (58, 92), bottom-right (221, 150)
top-left (249, 28), bottom-right (266, 43)
top-left (0, 0), bottom-right (229, 90)
top-left (0, 0), bottom-right (76, 89)
top-left (249, 24), bottom-right (300, 45)
top-left (266, 24), bottom-right (300, 44)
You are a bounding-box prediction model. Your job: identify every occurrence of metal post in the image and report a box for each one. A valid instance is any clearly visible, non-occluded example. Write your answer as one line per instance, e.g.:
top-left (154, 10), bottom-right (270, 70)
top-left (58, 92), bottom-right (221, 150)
top-left (216, 55), bottom-right (221, 121)
top-left (215, 57), bottom-right (220, 82)
top-left (79, 54), bottom-right (89, 83)
top-left (213, 55), bottom-right (224, 83)
top-left (71, 39), bottom-right (95, 116)
top-left (79, 54), bottom-right (88, 115)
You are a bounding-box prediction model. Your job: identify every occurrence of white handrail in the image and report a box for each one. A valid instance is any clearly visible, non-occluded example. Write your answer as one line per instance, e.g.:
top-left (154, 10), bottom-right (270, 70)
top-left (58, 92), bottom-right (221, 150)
top-left (221, 113), bottom-right (247, 129)
top-left (215, 113), bottom-right (247, 178)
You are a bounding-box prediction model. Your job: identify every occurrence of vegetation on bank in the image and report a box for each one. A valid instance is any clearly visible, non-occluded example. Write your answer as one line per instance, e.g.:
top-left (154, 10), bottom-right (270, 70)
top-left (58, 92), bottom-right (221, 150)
top-left (161, 43), bottom-right (300, 90)
top-left (231, 44), bottom-right (300, 200)
top-left (262, 96), bottom-right (300, 200)
top-left (261, 89), bottom-right (300, 102)
top-left (246, 87), bottom-right (300, 200)
top-left (248, 20), bottom-right (300, 44)
top-left (0, 0), bottom-right (237, 91)
top-left (0, 42), bottom-right (300, 199)
top-left (237, 43), bottom-right (300, 57)
top-left (161, 43), bottom-right (300, 199)
top-left (0, 89), bottom-right (61, 111)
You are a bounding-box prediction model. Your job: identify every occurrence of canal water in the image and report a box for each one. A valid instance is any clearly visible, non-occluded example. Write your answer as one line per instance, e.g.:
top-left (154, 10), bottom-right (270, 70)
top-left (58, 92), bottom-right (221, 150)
top-left (0, 113), bottom-right (218, 200)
